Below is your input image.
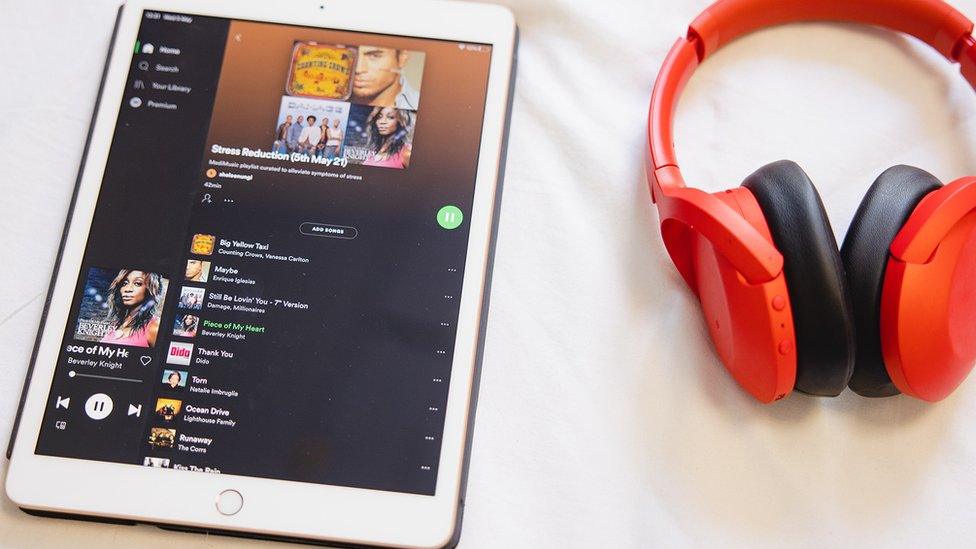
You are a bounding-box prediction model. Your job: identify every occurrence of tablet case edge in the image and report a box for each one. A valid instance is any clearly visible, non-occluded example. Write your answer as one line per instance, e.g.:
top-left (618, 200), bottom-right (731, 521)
top-left (7, 9), bottom-right (519, 549)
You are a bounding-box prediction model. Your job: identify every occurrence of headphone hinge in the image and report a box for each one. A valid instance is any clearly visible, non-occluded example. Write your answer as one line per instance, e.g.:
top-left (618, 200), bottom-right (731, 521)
top-left (685, 27), bottom-right (707, 62)
top-left (650, 165), bottom-right (685, 196)
top-left (954, 35), bottom-right (976, 89)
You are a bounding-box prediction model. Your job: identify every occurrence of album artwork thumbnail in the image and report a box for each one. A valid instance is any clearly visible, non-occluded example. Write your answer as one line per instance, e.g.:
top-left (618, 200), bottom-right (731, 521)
top-left (173, 313), bottom-right (199, 338)
top-left (155, 398), bottom-right (183, 422)
top-left (343, 105), bottom-right (416, 169)
top-left (286, 42), bottom-right (357, 100)
top-left (347, 45), bottom-right (425, 110)
top-left (74, 267), bottom-right (169, 348)
top-left (148, 427), bottom-right (176, 449)
top-left (185, 259), bottom-right (211, 282)
top-left (272, 96), bottom-right (350, 158)
top-left (166, 341), bottom-right (194, 366)
top-left (143, 456), bottom-right (171, 468)
top-left (179, 287), bottom-right (206, 310)
top-left (190, 234), bottom-right (215, 256)
top-left (162, 369), bottom-right (188, 390)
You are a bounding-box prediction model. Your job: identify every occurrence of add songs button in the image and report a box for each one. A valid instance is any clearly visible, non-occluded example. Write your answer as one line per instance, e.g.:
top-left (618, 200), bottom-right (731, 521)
top-left (299, 222), bottom-right (358, 240)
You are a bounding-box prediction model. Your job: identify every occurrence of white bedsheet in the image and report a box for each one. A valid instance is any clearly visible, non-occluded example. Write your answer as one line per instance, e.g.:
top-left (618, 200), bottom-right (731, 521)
top-left (2, 1), bottom-right (976, 547)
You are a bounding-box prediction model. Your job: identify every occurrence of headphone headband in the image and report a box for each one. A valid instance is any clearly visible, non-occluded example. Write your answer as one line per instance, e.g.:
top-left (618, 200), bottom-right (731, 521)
top-left (692, 0), bottom-right (971, 60)
top-left (645, 0), bottom-right (976, 285)
top-left (648, 0), bottom-right (976, 183)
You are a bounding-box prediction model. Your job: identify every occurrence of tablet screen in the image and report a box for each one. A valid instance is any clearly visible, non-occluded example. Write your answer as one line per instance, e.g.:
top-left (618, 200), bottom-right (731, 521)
top-left (34, 10), bottom-right (493, 496)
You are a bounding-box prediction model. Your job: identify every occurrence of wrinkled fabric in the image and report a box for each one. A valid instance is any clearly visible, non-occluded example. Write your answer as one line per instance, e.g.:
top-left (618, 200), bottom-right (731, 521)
top-left (1, 1), bottom-right (976, 548)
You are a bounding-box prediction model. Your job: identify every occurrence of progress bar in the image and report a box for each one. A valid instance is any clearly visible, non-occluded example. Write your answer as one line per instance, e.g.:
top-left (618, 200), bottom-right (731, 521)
top-left (68, 370), bottom-right (142, 383)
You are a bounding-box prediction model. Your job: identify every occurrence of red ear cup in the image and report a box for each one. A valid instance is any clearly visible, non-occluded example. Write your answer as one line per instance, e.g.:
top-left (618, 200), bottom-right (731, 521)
top-left (841, 166), bottom-right (942, 397)
top-left (882, 176), bottom-right (976, 401)
top-left (742, 161), bottom-right (856, 396)
top-left (682, 187), bottom-right (796, 403)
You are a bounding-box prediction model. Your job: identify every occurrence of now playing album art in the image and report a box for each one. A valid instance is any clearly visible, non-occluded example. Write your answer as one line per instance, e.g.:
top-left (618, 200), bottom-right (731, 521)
top-left (74, 267), bottom-right (169, 349)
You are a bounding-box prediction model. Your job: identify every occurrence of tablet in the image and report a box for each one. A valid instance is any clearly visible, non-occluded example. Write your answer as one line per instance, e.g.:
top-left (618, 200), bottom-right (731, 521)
top-left (4, 1), bottom-right (516, 547)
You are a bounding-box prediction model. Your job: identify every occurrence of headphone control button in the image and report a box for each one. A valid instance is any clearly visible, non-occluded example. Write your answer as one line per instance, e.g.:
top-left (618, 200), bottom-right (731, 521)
top-left (778, 340), bottom-right (793, 355)
top-left (771, 295), bottom-right (786, 311)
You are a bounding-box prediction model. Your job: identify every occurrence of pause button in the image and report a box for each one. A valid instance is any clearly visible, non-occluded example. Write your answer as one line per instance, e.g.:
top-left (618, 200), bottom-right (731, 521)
top-left (437, 205), bottom-right (463, 230)
top-left (84, 393), bottom-right (114, 420)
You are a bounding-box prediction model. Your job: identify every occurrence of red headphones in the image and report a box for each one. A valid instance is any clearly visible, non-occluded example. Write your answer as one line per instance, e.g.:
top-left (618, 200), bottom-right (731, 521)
top-left (647, 0), bottom-right (976, 403)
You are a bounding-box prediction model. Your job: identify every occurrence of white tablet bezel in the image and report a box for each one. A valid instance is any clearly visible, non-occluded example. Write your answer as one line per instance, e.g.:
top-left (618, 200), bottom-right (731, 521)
top-left (5, 1), bottom-right (515, 547)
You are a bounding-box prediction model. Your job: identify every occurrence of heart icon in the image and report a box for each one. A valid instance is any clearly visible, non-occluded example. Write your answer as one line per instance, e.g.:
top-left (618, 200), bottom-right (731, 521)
top-left (140, 356), bottom-right (152, 366)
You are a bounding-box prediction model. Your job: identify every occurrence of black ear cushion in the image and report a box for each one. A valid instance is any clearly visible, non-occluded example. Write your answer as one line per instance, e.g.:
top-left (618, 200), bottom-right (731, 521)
top-left (841, 165), bottom-right (942, 397)
top-left (743, 160), bottom-right (856, 396)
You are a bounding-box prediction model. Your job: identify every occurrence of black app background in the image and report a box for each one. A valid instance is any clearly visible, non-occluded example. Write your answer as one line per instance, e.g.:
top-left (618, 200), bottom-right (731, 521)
top-left (34, 11), bottom-right (493, 496)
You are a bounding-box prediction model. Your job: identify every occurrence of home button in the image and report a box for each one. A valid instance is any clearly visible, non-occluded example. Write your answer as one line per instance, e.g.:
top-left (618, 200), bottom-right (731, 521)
top-left (215, 489), bottom-right (243, 516)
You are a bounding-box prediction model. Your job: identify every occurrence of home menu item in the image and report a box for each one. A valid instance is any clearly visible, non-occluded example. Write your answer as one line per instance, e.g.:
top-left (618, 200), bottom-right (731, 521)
top-left (33, 10), bottom-right (493, 496)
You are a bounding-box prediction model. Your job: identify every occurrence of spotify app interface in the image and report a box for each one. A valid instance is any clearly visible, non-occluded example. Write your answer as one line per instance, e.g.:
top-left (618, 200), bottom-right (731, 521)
top-left (34, 10), bottom-right (493, 495)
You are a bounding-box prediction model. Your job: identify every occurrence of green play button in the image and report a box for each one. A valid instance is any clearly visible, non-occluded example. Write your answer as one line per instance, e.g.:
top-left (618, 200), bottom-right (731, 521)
top-left (436, 205), bottom-right (463, 230)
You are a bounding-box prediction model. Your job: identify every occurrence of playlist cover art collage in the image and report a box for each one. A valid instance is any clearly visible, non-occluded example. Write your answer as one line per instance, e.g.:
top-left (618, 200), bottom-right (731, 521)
top-left (271, 42), bottom-right (425, 170)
